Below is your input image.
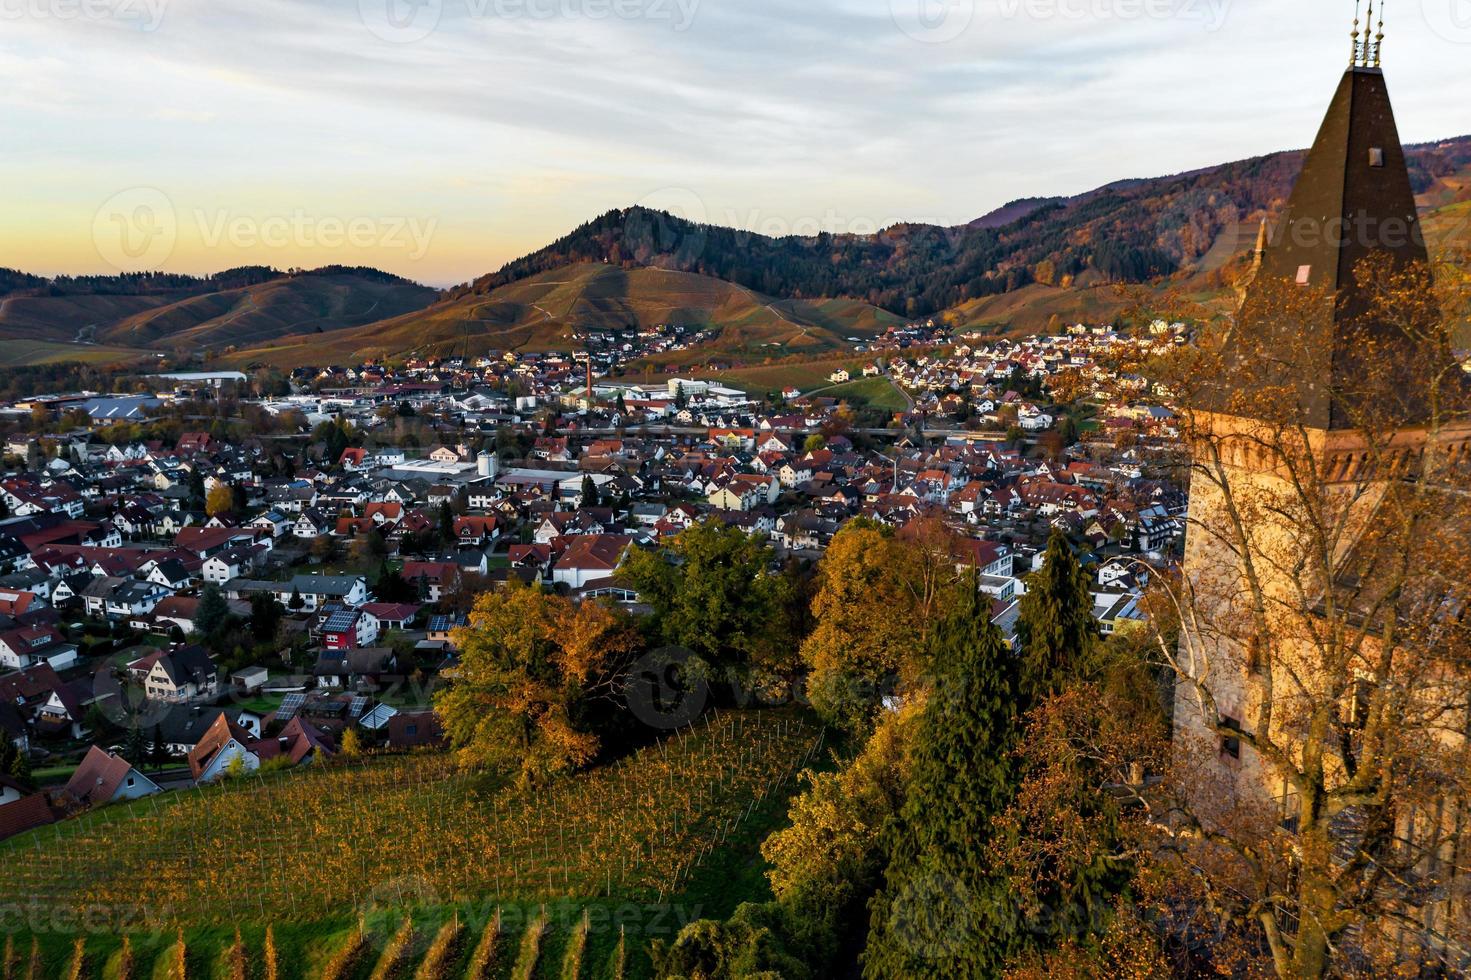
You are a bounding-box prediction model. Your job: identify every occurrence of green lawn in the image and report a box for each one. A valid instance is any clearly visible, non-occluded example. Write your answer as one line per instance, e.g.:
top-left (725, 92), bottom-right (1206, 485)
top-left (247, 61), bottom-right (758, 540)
top-left (822, 375), bottom-right (909, 411)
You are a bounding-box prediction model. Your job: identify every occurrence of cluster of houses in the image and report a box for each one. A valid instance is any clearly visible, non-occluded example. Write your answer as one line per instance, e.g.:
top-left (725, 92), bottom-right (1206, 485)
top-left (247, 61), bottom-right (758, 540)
top-left (0, 318), bottom-right (1190, 841)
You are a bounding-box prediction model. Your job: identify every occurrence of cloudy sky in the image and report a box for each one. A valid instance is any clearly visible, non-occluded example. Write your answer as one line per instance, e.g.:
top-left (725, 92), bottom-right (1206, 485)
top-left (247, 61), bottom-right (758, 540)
top-left (2, 0), bottom-right (1468, 286)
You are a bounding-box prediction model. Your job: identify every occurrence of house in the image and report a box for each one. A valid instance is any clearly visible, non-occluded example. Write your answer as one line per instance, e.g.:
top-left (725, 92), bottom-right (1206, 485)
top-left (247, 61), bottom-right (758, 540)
top-left (63, 745), bottom-right (161, 807)
top-left (358, 602), bottom-right (420, 631)
top-left (551, 534), bottom-right (633, 590)
top-left (187, 711), bottom-right (335, 782)
top-left (387, 710), bottom-right (446, 750)
top-left (0, 625), bottom-right (77, 672)
top-left (0, 664), bottom-right (87, 739)
top-left (339, 447), bottom-right (369, 470)
top-left (399, 562), bottom-right (460, 603)
top-left (313, 647), bottom-right (399, 690)
top-left (278, 574), bottom-right (368, 612)
top-left (425, 612), bottom-right (466, 646)
top-left (317, 608), bottom-right (379, 650)
top-left (143, 646), bottom-right (218, 703)
top-left (202, 543), bottom-right (264, 584)
top-left (292, 508), bottom-right (334, 540)
top-left (708, 475), bottom-right (778, 512)
top-left (452, 516), bottom-right (499, 548)
top-left (103, 580), bottom-right (171, 622)
top-left (0, 774), bottom-right (26, 807)
top-left (0, 790), bottom-right (59, 843)
top-left (152, 595), bottom-right (200, 634)
top-left (144, 558), bottom-right (194, 591)
top-left (187, 713), bottom-right (262, 782)
top-left (0, 590), bottom-right (37, 618)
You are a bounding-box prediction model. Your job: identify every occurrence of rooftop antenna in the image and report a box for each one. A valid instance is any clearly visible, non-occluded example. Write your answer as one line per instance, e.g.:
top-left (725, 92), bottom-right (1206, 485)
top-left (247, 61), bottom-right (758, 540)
top-left (1350, 0), bottom-right (1363, 66)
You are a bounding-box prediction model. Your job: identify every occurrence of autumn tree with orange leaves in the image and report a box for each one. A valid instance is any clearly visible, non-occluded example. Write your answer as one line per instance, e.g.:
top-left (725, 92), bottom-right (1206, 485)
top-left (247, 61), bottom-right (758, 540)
top-left (436, 583), bottom-right (643, 785)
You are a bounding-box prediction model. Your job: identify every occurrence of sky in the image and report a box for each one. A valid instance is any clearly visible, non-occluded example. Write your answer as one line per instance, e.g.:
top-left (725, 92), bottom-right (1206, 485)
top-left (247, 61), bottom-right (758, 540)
top-left (2, 0), bottom-right (1468, 287)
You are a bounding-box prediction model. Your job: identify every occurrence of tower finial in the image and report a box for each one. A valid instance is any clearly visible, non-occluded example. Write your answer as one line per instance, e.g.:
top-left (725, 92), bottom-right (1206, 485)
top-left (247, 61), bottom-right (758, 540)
top-left (1362, 0), bottom-right (1375, 65)
top-left (1351, 0), bottom-right (1363, 66)
top-left (1373, 0), bottom-right (1386, 66)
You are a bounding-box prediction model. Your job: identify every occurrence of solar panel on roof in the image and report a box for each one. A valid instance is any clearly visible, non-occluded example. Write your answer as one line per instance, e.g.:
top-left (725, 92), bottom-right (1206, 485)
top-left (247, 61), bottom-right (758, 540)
top-left (277, 692), bottom-right (305, 720)
top-left (348, 696), bottom-right (369, 719)
top-left (323, 610), bottom-right (357, 631)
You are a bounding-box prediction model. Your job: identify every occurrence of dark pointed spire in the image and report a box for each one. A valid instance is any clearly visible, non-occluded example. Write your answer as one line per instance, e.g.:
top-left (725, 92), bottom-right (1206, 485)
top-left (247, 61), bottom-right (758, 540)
top-left (1220, 59), bottom-right (1446, 429)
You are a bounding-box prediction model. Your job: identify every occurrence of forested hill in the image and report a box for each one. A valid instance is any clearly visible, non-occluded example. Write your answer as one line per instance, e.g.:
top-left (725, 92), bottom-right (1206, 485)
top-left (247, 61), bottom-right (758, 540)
top-left (0, 265), bottom-right (424, 300)
top-left (449, 135), bottom-right (1471, 320)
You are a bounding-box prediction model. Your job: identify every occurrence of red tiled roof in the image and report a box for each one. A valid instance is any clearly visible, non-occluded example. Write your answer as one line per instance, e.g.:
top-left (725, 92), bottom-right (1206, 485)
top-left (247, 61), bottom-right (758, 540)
top-left (0, 793), bottom-right (60, 842)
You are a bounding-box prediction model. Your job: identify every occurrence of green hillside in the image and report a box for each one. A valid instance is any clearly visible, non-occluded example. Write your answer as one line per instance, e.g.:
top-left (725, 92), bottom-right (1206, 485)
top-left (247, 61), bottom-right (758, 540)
top-left (0, 711), bottom-right (821, 979)
top-left (230, 264), bottom-right (902, 367)
top-left (97, 271), bottom-right (438, 351)
top-left (0, 267), bottom-right (436, 364)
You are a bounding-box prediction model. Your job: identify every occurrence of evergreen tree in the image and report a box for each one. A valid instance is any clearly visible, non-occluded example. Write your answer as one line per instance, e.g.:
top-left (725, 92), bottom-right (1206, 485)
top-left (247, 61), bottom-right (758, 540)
top-left (375, 563), bottom-right (415, 604)
top-left (149, 724), bottom-right (169, 769)
top-left (438, 501), bottom-right (455, 543)
top-left (124, 725), bottom-right (146, 767)
top-left (1015, 530), bottom-right (1100, 699)
top-left (249, 592), bottom-right (283, 642)
top-left (0, 738), bottom-right (17, 779)
top-left (186, 468), bottom-right (206, 508)
top-left (196, 583), bottom-right (229, 636)
top-left (862, 582), bottom-right (1025, 979)
top-left (580, 474), bottom-right (599, 508)
top-left (288, 587), bottom-right (305, 611)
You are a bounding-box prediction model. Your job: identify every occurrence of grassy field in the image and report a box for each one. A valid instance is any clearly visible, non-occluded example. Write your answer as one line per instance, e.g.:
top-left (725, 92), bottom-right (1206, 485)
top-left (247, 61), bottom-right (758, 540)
top-left (0, 710), bottom-right (821, 978)
top-left (0, 339), bottom-right (148, 368)
top-left (699, 357), bottom-right (866, 395)
top-left (821, 376), bottom-right (910, 412)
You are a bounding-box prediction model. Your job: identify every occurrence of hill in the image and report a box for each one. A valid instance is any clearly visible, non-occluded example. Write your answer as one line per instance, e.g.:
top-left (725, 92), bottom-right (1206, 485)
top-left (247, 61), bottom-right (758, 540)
top-left (96, 270), bottom-right (438, 351)
top-left (7, 134), bottom-right (1469, 370)
top-left (0, 266), bottom-right (437, 359)
top-left (0, 711), bottom-right (821, 979)
top-left (229, 263), bottom-right (903, 367)
top-left (440, 136), bottom-right (1471, 324)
